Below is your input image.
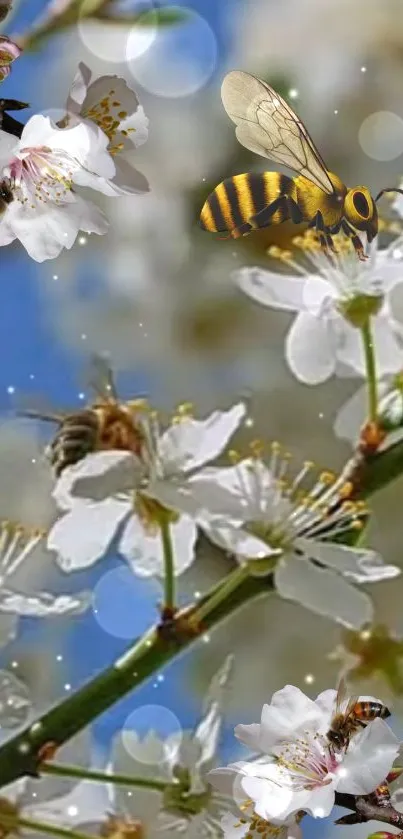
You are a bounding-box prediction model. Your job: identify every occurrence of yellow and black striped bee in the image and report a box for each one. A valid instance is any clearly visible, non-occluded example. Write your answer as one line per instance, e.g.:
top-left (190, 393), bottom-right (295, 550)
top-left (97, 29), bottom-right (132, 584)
top-left (20, 357), bottom-right (147, 477)
top-left (200, 70), bottom-right (403, 259)
top-left (327, 678), bottom-right (391, 751)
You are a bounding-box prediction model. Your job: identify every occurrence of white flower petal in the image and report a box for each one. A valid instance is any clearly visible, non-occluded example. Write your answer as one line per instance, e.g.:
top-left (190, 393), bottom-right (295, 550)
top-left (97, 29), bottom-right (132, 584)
top-left (235, 685), bottom-right (330, 753)
top-left (286, 311), bottom-right (337, 384)
top-left (0, 129), bottom-right (18, 169)
top-left (234, 267), bottom-right (307, 311)
top-left (53, 451), bottom-right (143, 509)
top-left (83, 74), bottom-right (149, 150)
top-left (334, 385), bottom-right (367, 444)
top-left (159, 403), bottom-right (245, 474)
top-left (66, 62), bottom-right (93, 111)
top-left (338, 718), bottom-right (399, 795)
top-left (200, 518), bottom-right (271, 559)
top-left (295, 538), bottom-right (388, 580)
top-left (275, 555), bottom-right (373, 627)
top-left (189, 459), bottom-right (275, 520)
top-left (120, 513), bottom-right (197, 577)
top-left (26, 779), bottom-right (113, 828)
top-left (100, 157), bottom-right (149, 196)
top-left (0, 588), bottom-right (92, 617)
top-left (48, 498), bottom-right (130, 572)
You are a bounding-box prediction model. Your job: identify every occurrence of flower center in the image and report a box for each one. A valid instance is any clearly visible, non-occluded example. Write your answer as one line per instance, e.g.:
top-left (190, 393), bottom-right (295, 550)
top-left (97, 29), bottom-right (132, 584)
top-left (4, 146), bottom-right (76, 207)
top-left (83, 89), bottom-right (137, 154)
top-left (337, 292), bottom-right (384, 328)
top-left (134, 494), bottom-right (178, 536)
top-left (275, 732), bottom-right (339, 790)
top-left (235, 801), bottom-right (290, 838)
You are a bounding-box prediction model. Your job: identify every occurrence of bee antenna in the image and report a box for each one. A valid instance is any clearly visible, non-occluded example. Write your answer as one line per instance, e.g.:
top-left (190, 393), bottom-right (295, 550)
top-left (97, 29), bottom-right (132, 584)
top-left (375, 188), bottom-right (403, 203)
top-left (16, 410), bottom-right (62, 423)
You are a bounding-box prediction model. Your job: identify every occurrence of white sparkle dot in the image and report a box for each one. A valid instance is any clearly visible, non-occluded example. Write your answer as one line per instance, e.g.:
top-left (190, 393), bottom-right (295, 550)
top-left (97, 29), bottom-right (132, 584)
top-left (194, 591), bottom-right (201, 600)
top-left (202, 177), bottom-right (206, 182)
top-left (11, 661), bottom-right (18, 668)
top-left (203, 634), bottom-right (210, 643)
top-left (81, 334), bottom-right (87, 341)
top-left (29, 374), bottom-right (35, 380)
top-left (313, 808), bottom-right (325, 817)
top-left (7, 386), bottom-right (15, 394)
top-left (78, 236), bottom-right (87, 246)
top-left (52, 274), bottom-right (58, 281)
top-left (67, 806), bottom-right (78, 817)
top-left (157, 674), bottom-right (164, 683)
top-left (146, 640), bottom-right (152, 647)
top-left (139, 322), bottom-right (143, 328)
top-left (64, 683), bottom-right (71, 691)
top-left (318, 412), bottom-right (324, 419)
top-left (360, 629), bottom-right (372, 641)
top-left (334, 109), bottom-right (338, 115)
top-left (31, 458), bottom-right (36, 464)
top-left (127, 791), bottom-right (133, 797)
top-left (78, 392), bottom-right (85, 401)
top-left (32, 792), bottom-right (37, 798)
top-left (289, 88), bottom-right (299, 99)
top-left (304, 673), bottom-right (315, 685)
top-left (361, 66), bottom-right (367, 72)
top-left (56, 654), bottom-right (63, 662)
top-left (18, 742), bottom-right (30, 754)
top-left (245, 417), bottom-right (254, 428)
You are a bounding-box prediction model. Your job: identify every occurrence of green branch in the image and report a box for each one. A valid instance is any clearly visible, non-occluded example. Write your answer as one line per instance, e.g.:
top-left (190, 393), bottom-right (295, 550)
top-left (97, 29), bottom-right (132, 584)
top-left (0, 437), bottom-right (402, 787)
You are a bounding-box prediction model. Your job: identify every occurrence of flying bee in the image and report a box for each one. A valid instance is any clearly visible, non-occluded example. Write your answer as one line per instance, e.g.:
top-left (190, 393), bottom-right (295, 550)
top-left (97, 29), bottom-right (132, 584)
top-left (200, 70), bottom-right (403, 259)
top-left (327, 678), bottom-right (391, 751)
top-left (19, 356), bottom-right (148, 477)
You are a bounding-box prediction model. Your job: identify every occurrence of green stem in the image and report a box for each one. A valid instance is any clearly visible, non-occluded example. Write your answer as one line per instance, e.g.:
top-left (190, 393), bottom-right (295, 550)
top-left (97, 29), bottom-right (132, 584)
top-left (361, 318), bottom-right (378, 423)
top-left (15, 817), bottom-right (99, 839)
top-left (40, 762), bottom-right (167, 791)
top-left (196, 564), bottom-right (250, 621)
top-left (159, 514), bottom-right (175, 613)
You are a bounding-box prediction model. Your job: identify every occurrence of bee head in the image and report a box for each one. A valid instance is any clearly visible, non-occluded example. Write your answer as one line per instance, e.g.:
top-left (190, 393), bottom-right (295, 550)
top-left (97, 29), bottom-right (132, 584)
top-left (327, 728), bottom-right (345, 749)
top-left (344, 186), bottom-right (378, 242)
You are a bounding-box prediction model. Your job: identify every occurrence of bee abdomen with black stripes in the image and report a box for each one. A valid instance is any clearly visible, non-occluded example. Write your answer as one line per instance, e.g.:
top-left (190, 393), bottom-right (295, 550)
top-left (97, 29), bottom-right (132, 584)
top-left (200, 172), bottom-right (296, 234)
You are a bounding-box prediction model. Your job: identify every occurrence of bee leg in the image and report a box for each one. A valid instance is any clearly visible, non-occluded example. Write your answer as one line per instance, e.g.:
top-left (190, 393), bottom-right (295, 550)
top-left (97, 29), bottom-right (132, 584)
top-left (341, 220), bottom-right (367, 260)
top-left (248, 195), bottom-right (302, 230)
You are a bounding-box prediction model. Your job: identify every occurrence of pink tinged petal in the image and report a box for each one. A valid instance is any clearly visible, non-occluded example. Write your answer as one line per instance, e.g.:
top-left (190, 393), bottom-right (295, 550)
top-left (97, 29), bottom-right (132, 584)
top-left (233, 267), bottom-right (307, 311)
top-left (0, 588), bottom-right (92, 617)
top-left (337, 718), bottom-right (399, 795)
top-left (66, 62), bottom-right (93, 113)
top-left (159, 403), bottom-right (246, 474)
top-left (119, 513), bottom-right (197, 577)
top-left (47, 498), bottom-right (130, 572)
top-left (0, 37), bottom-right (22, 64)
top-left (53, 451), bottom-right (143, 507)
top-left (275, 555), bottom-right (373, 627)
top-left (286, 312), bottom-right (337, 384)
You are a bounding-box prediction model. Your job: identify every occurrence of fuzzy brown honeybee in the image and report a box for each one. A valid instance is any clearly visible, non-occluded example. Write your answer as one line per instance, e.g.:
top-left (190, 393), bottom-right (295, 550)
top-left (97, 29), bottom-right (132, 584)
top-left (200, 70), bottom-right (403, 259)
top-left (20, 357), bottom-right (147, 477)
top-left (327, 678), bottom-right (391, 751)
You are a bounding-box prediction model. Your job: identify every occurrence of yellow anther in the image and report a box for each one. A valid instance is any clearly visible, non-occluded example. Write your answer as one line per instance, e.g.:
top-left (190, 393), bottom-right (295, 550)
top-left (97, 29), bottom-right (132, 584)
top-left (341, 500), bottom-right (357, 513)
top-left (267, 245), bottom-right (284, 259)
top-left (303, 460), bottom-right (314, 470)
top-left (351, 518), bottom-right (364, 530)
top-left (228, 449), bottom-right (241, 464)
top-left (250, 439), bottom-right (265, 457)
top-left (319, 470), bottom-right (335, 485)
top-left (176, 402), bottom-right (194, 416)
top-left (338, 481), bottom-right (353, 499)
top-left (271, 441), bottom-right (281, 453)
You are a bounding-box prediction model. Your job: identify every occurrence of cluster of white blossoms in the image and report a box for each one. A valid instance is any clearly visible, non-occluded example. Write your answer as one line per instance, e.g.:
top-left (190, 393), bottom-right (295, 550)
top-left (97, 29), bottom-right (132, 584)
top-left (209, 684), bottom-right (400, 837)
top-left (0, 62), bottom-right (149, 262)
top-left (45, 400), bottom-right (399, 628)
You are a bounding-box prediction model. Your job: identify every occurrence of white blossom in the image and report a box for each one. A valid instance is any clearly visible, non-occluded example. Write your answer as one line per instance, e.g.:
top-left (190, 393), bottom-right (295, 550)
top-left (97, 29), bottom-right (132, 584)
top-left (192, 445), bottom-right (400, 627)
top-left (220, 807), bottom-right (302, 839)
top-left (233, 237), bottom-right (403, 385)
top-left (47, 403), bottom-right (245, 576)
top-left (209, 684), bottom-right (399, 824)
top-left (63, 62), bottom-right (149, 195)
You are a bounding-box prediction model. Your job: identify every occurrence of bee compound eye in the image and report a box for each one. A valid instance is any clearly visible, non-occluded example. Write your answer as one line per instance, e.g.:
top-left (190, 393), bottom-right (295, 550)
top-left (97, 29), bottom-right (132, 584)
top-left (353, 191), bottom-right (370, 218)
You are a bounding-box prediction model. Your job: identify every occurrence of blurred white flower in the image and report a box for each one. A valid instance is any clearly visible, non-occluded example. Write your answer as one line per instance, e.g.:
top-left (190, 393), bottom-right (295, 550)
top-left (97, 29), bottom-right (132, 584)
top-left (0, 669), bottom-right (31, 729)
top-left (209, 683), bottom-right (399, 823)
top-left (193, 446), bottom-right (400, 627)
top-left (48, 403), bottom-right (245, 575)
top-left (63, 61), bottom-right (149, 195)
top-left (234, 238), bottom-right (403, 385)
top-left (111, 655), bottom-right (234, 837)
top-left (0, 520), bottom-right (91, 647)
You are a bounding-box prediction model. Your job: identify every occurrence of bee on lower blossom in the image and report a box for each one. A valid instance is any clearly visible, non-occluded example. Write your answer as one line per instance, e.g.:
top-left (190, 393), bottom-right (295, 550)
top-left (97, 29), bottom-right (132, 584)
top-left (20, 356), bottom-right (147, 477)
top-left (327, 677), bottom-right (391, 751)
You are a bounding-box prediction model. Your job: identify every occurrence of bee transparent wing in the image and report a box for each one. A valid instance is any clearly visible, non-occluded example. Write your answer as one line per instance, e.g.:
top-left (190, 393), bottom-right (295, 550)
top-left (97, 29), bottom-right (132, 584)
top-left (221, 70), bottom-right (334, 195)
top-left (87, 354), bottom-right (118, 403)
top-left (13, 393), bottom-right (66, 424)
top-left (335, 678), bottom-right (358, 717)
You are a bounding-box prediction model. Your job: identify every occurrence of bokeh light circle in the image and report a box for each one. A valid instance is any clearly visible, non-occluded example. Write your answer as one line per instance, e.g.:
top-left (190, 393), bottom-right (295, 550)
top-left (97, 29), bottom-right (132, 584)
top-left (93, 567), bottom-right (156, 639)
top-left (127, 7), bottom-right (218, 98)
top-left (122, 705), bottom-right (182, 764)
top-left (77, 2), bottom-right (157, 65)
top-left (359, 111), bottom-right (403, 161)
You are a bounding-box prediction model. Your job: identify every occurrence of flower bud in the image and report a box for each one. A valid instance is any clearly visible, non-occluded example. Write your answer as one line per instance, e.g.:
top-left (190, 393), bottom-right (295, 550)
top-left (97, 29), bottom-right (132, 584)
top-left (0, 36), bottom-right (21, 81)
